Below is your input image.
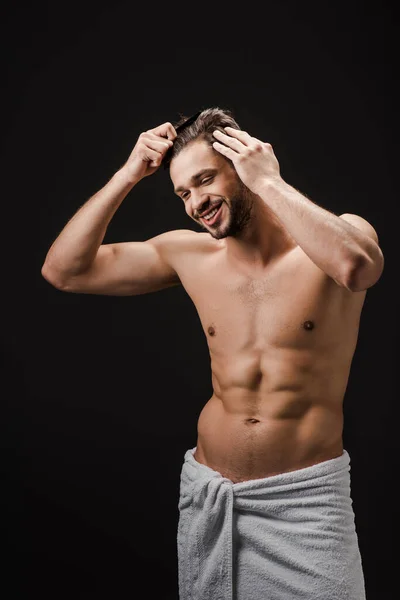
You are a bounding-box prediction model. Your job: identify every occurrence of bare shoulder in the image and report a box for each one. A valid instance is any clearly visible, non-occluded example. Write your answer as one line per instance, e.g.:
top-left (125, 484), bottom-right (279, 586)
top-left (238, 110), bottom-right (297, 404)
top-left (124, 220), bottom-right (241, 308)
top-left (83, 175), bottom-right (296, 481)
top-left (339, 212), bottom-right (380, 244)
top-left (149, 228), bottom-right (200, 247)
top-left (151, 229), bottom-right (215, 261)
top-left (288, 212), bottom-right (381, 288)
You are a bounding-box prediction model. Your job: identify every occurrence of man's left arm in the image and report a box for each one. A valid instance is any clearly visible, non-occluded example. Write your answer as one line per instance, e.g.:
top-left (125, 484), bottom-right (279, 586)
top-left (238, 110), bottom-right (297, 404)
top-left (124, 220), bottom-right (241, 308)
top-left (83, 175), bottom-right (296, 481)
top-left (212, 128), bottom-right (385, 292)
top-left (259, 181), bottom-right (384, 292)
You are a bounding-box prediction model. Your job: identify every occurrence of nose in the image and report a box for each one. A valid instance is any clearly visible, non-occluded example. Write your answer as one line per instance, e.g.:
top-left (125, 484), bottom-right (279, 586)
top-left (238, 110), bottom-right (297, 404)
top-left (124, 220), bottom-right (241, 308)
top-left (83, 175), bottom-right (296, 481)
top-left (191, 193), bottom-right (210, 218)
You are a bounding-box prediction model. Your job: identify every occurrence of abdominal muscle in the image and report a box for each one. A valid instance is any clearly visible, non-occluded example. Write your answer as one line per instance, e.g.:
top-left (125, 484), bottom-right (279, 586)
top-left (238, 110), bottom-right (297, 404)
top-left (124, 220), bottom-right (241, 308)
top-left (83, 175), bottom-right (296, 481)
top-left (194, 372), bottom-right (345, 483)
top-left (173, 233), bottom-right (361, 483)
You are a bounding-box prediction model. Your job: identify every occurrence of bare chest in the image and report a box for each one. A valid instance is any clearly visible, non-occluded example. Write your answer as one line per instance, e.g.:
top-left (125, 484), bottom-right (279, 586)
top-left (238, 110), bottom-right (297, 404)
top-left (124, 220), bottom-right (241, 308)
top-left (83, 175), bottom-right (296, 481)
top-left (177, 248), bottom-right (361, 353)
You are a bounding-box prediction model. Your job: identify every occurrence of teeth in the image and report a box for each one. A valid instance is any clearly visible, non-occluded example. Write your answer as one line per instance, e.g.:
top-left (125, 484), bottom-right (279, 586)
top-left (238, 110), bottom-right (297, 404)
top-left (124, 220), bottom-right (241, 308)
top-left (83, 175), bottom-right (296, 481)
top-left (204, 205), bottom-right (220, 220)
top-left (205, 209), bottom-right (217, 220)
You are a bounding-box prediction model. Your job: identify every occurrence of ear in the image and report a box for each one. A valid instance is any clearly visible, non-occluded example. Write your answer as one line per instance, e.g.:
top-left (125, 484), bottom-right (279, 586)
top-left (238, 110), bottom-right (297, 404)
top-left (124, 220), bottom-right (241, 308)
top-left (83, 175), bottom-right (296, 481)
top-left (339, 213), bottom-right (379, 244)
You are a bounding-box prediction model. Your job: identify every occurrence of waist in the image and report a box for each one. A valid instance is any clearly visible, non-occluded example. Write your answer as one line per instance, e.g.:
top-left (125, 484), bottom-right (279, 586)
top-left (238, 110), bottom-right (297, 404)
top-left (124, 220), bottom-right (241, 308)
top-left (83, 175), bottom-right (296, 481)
top-left (195, 394), bottom-right (344, 483)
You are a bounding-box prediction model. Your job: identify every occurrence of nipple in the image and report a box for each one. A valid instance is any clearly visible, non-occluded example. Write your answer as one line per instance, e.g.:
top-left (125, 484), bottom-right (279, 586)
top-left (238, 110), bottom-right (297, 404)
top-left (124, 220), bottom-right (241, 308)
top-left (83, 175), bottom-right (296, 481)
top-left (303, 320), bottom-right (315, 331)
top-left (208, 326), bottom-right (216, 336)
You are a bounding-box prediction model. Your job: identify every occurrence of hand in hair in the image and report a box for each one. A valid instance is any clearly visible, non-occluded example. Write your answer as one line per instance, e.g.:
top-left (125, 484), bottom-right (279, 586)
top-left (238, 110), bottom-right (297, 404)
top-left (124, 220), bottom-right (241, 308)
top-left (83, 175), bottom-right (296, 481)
top-left (212, 127), bottom-right (282, 195)
top-left (121, 122), bottom-right (177, 182)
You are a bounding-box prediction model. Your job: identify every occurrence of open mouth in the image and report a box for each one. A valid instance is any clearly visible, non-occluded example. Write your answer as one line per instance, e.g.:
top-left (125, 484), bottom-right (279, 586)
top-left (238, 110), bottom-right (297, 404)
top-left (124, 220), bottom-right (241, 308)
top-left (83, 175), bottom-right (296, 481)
top-left (201, 202), bottom-right (223, 226)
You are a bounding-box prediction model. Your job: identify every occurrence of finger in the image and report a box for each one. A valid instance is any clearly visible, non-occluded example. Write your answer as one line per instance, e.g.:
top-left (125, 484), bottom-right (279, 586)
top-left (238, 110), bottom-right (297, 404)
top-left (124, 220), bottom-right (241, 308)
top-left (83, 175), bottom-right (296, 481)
top-left (213, 129), bottom-right (244, 152)
top-left (212, 141), bottom-right (238, 161)
top-left (142, 133), bottom-right (173, 154)
top-left (139, 145), bottom-right (162, 164)
top-left (224, 127), bottom-right (253, 145)
top-left (150, 122), bottom-right (177, 141)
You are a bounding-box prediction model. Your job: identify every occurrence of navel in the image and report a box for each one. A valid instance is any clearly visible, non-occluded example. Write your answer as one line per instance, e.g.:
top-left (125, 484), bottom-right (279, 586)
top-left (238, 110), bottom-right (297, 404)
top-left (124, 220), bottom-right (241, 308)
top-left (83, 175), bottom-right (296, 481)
top-left (245, 418), bottom-right (260, 424)
top-left (303, 320), bottom-right (315, 331)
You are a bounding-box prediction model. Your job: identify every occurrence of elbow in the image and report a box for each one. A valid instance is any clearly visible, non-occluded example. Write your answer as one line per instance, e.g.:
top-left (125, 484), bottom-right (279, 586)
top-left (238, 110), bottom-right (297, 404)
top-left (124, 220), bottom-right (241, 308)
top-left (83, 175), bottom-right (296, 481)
top-left (345, 249), bottom-right (385, 292)
top-left (41, 262), bottom-right (68, 290)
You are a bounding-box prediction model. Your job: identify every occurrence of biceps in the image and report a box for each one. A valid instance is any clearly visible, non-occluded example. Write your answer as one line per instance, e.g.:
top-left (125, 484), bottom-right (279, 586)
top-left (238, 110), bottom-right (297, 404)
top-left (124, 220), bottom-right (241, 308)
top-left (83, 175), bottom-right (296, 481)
top-left (63, 242), bottom-right (180, 296)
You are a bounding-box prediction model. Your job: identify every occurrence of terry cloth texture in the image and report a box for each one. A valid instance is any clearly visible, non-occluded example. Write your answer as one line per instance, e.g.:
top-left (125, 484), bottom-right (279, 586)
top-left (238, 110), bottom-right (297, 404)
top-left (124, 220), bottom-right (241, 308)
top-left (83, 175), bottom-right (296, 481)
top-left (177, 447), bottom-right (366, 600)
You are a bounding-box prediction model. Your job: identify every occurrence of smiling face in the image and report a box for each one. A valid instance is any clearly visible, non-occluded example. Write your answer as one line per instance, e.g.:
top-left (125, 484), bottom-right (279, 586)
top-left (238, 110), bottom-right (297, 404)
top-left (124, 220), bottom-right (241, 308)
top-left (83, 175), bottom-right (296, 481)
top-left (170, 139), bottom-right (254, 240)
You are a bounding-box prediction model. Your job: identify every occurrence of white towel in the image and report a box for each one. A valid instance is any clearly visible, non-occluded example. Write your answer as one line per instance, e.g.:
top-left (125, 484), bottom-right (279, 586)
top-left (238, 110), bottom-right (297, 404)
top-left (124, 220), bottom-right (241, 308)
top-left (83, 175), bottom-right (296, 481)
top-left (177, 447), bottom-right (366, 599)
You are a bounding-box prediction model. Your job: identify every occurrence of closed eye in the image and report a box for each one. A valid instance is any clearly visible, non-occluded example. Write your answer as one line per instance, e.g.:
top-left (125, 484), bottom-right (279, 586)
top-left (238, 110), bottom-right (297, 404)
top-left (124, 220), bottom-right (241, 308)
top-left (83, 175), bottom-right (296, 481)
top-left (181, 177), bottom-right (214, 200)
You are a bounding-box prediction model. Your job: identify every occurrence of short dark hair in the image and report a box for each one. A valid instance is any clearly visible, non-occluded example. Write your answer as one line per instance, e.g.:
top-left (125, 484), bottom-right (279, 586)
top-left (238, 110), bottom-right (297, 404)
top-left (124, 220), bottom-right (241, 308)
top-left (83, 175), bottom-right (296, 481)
top-left (163, 106), bottom-right (241, 168)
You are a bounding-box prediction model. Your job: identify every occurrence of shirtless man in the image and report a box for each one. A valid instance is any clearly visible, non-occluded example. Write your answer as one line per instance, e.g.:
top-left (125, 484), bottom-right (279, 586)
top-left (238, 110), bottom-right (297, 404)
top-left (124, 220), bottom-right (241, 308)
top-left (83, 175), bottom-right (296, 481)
top-left (41, 108), bottom-right (384, 599)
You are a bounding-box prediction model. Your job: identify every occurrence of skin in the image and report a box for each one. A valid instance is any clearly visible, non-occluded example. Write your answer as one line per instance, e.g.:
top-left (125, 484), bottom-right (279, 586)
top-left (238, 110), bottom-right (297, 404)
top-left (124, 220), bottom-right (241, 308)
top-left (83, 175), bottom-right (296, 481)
top-left (168, 138), bottom-right (366, 481)
top-left (42, 121), bottom-right (384, 483)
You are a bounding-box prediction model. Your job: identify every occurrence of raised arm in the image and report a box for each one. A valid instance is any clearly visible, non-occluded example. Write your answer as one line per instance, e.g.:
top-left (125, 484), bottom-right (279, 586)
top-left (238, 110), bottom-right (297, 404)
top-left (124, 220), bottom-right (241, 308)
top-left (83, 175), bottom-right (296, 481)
top-left (41, 121), bottom-right (182, 296)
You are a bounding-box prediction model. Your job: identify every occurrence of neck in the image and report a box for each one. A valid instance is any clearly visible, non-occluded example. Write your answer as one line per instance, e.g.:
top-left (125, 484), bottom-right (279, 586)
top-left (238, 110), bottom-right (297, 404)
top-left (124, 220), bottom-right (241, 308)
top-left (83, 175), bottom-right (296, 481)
top-left (223, 197), bottom-right (296, 268)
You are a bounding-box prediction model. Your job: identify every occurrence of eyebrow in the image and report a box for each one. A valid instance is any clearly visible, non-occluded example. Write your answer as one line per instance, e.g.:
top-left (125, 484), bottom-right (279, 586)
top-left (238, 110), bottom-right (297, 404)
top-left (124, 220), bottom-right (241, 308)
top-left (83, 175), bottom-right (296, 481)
top-left (174, 168), bottom-right (217, 195)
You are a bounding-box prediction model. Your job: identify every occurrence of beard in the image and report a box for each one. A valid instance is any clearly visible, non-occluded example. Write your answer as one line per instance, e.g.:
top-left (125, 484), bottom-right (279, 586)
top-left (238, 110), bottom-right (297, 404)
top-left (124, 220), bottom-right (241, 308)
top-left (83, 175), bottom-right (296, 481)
top-left (200, 180), bottom-right (254, 240)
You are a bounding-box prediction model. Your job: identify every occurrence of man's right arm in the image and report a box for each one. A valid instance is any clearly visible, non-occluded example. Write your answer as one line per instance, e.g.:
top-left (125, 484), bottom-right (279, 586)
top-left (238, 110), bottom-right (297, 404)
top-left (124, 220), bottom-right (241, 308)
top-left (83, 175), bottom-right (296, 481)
top-left (41, 122), bottom-right (183, 296)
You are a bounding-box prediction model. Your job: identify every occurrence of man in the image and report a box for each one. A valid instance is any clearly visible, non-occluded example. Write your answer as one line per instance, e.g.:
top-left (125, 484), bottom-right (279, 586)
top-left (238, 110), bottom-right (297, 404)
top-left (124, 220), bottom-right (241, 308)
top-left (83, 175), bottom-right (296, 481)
top-left (41, 107), bottom-right (384, 599)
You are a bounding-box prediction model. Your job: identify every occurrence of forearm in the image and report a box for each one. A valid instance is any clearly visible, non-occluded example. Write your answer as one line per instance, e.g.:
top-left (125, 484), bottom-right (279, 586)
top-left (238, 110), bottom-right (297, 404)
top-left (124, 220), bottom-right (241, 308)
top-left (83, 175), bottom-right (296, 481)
top-left (259, 179), bottom-right (375, 287)
top-left (42, 167), bottom-right (137, 279)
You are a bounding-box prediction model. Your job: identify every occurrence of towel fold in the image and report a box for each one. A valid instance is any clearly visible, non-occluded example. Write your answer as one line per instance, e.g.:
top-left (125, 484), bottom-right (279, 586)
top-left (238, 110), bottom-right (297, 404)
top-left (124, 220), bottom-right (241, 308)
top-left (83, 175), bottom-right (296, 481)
top-left (177, 447), bottom-right (366, 600)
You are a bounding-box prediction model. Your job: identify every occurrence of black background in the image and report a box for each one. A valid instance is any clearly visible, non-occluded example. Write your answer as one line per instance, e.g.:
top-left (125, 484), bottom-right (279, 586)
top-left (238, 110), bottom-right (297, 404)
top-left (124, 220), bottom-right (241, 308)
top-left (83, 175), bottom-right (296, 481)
top-left (2, 1), bottom-right (397, 598)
